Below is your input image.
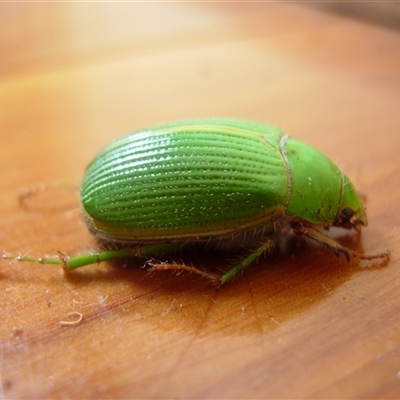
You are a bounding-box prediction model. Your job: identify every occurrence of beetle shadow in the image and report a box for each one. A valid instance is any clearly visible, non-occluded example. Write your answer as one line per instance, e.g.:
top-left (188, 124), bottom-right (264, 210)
top-left (62, 230), bottom-right (388, 336)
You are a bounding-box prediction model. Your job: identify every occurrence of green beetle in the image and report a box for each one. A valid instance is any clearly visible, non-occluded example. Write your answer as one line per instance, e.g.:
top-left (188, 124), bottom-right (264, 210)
top-left (4, 118), bottom-right (389, 284)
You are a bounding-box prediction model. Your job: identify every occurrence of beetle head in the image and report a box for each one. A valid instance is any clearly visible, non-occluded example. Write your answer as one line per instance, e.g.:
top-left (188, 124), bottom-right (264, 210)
top-left (335, 174), bottom-right (367, 228)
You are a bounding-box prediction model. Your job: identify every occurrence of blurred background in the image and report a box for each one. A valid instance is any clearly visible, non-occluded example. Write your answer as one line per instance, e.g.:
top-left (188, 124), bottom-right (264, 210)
top-left (1, 2), bottom-right (399, 185)
top-left (313, 2), bottom-right (400, 30)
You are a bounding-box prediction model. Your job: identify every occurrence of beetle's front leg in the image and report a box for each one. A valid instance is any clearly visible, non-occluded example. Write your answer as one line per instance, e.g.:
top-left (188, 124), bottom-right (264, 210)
top-left (291, 222), bottom-right (353, 261)
top-left (291, 222), bottom-right (390, 267)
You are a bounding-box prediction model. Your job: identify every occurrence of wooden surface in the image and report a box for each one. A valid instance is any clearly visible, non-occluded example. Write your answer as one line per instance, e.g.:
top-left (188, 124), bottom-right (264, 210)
top-left (1, 3), bottom-right (399, 398)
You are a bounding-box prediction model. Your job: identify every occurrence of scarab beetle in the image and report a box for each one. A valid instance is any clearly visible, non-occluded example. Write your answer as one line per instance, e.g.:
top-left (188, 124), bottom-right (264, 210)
top-left (3, 118), bottom-right (390, 284)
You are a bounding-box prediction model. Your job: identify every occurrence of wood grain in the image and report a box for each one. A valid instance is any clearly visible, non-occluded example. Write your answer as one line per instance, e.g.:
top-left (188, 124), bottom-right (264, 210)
top-left (1, 3), bottom-right (399, 398)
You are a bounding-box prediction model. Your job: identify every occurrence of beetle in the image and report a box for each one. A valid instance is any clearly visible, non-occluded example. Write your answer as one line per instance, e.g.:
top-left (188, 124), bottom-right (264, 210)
top-left (3, 118), bottom-right (390, 284)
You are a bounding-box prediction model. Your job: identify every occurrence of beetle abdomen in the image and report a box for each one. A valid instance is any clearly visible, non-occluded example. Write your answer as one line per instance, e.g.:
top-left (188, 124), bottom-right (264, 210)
top-left (81, 119), bottom-right (289, 242)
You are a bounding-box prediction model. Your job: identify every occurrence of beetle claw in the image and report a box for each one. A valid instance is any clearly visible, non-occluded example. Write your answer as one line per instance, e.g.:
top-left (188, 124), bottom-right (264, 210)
top-left (341, 249), bottom-right (350, 262)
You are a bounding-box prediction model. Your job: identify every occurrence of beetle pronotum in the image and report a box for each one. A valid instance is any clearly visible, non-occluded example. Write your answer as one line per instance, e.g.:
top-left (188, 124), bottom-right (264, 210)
top-left (2, 119), bottom-right (390, 284)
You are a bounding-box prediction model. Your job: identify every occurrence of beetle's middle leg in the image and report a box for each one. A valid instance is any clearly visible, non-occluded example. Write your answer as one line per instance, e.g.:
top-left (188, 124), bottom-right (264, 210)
top-left (145, 259), bottom-right (220, 282)
top-left (146, 239), bottom-right (275, 285)
top-left (219, 238), bottom-right (275, 284)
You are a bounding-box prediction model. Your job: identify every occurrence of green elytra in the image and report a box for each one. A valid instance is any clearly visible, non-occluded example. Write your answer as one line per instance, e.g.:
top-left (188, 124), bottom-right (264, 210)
top-left (81, 119), bottom-right (365, 240)
top-left (3, 119), bottom-right (389, 284)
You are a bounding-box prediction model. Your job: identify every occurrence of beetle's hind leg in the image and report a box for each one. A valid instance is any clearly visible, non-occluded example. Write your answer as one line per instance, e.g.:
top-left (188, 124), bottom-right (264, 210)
top-left (292, 222), bottom-right (390, 267)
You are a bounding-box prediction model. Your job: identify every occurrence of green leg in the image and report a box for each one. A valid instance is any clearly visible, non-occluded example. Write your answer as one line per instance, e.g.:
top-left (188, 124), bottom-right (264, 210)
top-left (219, 238), bottom-right (275, 284)
top-left (2, 242), bottom-right (182, 271)
top-left (3, 239), bottom-right (278, 284)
